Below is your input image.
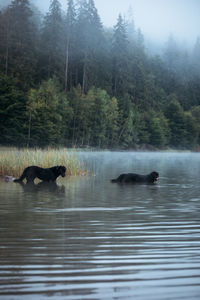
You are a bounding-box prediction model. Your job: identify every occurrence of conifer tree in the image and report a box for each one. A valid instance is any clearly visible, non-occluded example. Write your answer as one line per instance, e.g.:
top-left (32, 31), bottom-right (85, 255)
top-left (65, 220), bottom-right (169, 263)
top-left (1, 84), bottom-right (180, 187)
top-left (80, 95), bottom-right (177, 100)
top-left (0, 0), bottom-right (36, 89)
top-left (40, 0), bottom-right (65, 81)
top-left (86, 0), bottom-right (105, 88)
top-left (0, 75), bottom-right (27, 145)
top-left (26, 77), bottom-right (72, 146)
top-left (64, 0), bottom-right (76, 91)
top-left (76, 0), bottom-right (104, 93)
top-left (112, 14), bottom-right (129, 97)
top-left (192, 37), bottom-right (200, 77)
top-left (165, 96), bottom-right (186, 147)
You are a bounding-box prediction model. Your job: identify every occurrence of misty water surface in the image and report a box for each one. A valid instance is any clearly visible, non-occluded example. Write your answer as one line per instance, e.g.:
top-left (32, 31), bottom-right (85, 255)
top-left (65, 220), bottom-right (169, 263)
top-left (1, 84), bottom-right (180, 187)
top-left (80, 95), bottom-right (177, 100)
top-left (0, 151), bottom-right (200, 299)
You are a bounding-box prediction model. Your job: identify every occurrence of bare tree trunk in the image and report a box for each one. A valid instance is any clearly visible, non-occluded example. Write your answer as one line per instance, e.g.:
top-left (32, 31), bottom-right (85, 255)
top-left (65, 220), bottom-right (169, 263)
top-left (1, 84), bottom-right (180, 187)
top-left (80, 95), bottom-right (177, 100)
top-left (48, 54), bottom-right (51, 78)
top-left (82, 51), bottom-right (88, 94)
top-left (75, 66), bottom-right (78, 86)
top-left (114, 76), bottom-right (117, 95)
top-left (118, 125), bottom-right (125, 144)
top-left (27, 112), bottom-right (32, 147)
top-left (82, 61), bottom-right (86, 94)
top-left (64, 42), bottom-right (69, 92)
top-left (72, 105), bottom-right (77, 146)
top-left (5, 41), bottom-right (9, 76)
top-left (5, 11), bottom-right (11, 75)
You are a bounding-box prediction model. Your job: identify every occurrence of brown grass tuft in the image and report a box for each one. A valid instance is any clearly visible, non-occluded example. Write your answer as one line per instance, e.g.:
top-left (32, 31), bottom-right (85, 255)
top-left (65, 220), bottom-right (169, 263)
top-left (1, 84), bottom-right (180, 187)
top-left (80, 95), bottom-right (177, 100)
top-left (0, 148), bottom-right (87, 178)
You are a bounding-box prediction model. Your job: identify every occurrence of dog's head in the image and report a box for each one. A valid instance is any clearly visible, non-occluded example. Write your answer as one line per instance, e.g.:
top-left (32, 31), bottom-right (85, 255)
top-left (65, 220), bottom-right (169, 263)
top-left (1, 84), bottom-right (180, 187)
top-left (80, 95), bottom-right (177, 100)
top-left (57, 166), bottom-right (66, 177)
top-left (149, 171), bottom-right (159, 182)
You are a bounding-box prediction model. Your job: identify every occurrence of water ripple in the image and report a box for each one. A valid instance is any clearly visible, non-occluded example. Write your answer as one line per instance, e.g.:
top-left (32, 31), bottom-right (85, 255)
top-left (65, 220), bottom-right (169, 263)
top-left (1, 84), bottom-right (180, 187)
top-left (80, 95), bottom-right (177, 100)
top-left (1, 152), bottom-right (200, 299)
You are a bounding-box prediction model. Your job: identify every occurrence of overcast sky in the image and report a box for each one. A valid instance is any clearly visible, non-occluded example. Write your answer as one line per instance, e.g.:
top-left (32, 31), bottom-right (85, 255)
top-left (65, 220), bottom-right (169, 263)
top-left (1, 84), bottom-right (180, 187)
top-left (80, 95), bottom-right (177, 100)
top-left (96, 0), bottom-right (200, 43)
top-left (3, 0), bottom-right (200, 45)
top-left (33, 0), bottom-right (200, 44)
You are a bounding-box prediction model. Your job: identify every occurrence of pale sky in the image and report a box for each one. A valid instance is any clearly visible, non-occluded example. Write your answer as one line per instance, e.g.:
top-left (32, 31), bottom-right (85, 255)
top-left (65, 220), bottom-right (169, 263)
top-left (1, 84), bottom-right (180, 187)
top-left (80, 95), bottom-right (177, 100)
top-left (3, 0), bottom-right (200, 44)
top-left (94, 0), bottom-right (200, 44)
top-left (34, 0), bottom-right (200, 44)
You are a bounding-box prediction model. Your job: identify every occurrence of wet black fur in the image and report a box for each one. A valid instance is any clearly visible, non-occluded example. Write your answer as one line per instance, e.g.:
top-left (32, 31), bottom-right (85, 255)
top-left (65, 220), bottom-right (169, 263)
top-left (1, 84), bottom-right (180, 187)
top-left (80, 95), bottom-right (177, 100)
top-left (111, 171), bottom-right (159, 184)
top-left (14, 165), bottom-right (66, 183)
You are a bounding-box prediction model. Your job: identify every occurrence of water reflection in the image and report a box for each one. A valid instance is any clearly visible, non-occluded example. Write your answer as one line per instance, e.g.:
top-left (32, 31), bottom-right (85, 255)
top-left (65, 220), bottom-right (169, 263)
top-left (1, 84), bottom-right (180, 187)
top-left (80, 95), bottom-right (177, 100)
top-left (0, 152), bottom-right (200, 299)
top-left (16, 181), bottom-right (66, 195)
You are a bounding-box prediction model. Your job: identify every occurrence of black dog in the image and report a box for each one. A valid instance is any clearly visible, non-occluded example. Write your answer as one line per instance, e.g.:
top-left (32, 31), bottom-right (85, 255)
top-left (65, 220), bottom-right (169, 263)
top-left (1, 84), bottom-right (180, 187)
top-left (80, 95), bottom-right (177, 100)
top-left (111, 171), bottom-right (159, 184)
top-left (14, 165), bottom-right (66, 183)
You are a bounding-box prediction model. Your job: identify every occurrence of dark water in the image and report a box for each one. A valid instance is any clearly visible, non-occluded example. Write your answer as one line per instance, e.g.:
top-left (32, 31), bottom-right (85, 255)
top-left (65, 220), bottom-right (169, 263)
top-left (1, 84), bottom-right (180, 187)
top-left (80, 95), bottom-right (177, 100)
top-left (0, 152), bottom-right (200, 299)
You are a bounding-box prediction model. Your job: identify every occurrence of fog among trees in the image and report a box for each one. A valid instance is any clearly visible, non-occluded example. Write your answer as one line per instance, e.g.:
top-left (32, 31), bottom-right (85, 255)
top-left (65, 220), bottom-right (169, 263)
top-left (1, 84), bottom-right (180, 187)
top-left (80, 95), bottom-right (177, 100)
top-left (1, 0), bottom-right (200, 149)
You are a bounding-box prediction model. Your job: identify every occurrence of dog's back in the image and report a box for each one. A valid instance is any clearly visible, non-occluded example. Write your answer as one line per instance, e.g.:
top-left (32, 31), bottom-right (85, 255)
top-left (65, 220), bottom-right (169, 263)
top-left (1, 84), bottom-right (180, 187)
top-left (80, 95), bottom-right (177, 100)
top-left (111, 173), bottom-right (137, 183)
top-left (14, 165), bottom-right (66, 183)
top-left (111, 172), bottom-right (159, 184)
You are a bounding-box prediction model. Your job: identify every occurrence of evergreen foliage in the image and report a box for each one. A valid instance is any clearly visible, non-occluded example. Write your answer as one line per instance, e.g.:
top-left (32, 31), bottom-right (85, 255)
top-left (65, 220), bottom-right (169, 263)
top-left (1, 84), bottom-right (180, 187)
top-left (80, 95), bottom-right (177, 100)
top-left (0, 0), bottom-right (200, 149)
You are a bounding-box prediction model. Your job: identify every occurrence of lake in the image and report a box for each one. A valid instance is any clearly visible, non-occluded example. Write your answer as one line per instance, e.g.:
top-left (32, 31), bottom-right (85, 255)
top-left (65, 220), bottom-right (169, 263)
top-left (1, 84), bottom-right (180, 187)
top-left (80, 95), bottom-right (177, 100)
top-left (0, 151), bottom-right (200, 299)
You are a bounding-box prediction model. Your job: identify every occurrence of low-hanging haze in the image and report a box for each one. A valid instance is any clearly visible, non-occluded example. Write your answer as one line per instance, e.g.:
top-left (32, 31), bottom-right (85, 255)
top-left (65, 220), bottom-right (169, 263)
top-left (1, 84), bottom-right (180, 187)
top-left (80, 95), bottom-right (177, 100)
top-left (33, 0), bottom-right (200, 45)
top-left (2, 0), bottom-right (200, 45)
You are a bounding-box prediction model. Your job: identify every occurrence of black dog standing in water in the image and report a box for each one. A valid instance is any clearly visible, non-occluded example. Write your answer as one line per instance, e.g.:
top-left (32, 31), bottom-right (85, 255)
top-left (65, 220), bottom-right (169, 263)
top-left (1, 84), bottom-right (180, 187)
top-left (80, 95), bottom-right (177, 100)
top-left (111, 171), bottom-right (159, 184)
top-left (14, 165), bottom-right (66, 184)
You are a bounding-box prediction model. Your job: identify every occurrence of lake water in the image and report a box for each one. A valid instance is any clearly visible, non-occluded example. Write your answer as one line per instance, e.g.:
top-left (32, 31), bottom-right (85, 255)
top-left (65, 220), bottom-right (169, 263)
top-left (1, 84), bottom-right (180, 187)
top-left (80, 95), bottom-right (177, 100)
top-left (0, 151), bottom-right (200, 299)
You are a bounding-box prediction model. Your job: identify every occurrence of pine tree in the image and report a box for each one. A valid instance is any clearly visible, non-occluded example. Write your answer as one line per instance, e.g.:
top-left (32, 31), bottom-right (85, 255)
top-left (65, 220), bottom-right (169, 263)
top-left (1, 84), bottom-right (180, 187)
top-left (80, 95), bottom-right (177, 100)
top-left (0, 75), bottom-right (27, 145)
top-left (112, 14), bottom-right (129, 97)
top-left (165, 96), bottom-right (186, 147)
top-left (184, 112), bottom-right (198, 148)
top-left (0, 8), bottom-right (10, 75)
top-left (86, 0), bottom-right (105, 88)
top-left (146, 111), bottom-right (169, 148)
top-left (126, 6), bottom-right (136, 42)
top-left (163, 35), bottom-right (181, 94)
top-left (39, 0), bottom-right (65, 81)
top-left (106, 97), bottom-right (119, 147)
top-left (75, 0), bottom-right (104, 93)
top-left (192, 36), bottom-right (200, 77)
top-left (74, 0), bottom-right (87, 92)
top-left (26, 77), bottom-right (72, 146)
top-left (64, 0), bottom-right (76, 91)
top-left (91, 88), bottom-right (109, 147)
top-left (0, 0), bottom-right (37, 90)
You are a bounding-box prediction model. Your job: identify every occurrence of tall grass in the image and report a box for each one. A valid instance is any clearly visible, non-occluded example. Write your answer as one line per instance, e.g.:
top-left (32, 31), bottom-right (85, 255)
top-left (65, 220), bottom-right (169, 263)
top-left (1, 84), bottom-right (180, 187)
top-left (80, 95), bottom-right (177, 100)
top-left (0, 148), bottom-right (87, 178)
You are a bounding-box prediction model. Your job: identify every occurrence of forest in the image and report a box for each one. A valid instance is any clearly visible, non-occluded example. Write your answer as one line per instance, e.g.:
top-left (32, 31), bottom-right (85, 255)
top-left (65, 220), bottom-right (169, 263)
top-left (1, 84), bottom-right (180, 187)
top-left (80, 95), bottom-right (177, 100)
top-left (0, 0), bottom-right (200, 149)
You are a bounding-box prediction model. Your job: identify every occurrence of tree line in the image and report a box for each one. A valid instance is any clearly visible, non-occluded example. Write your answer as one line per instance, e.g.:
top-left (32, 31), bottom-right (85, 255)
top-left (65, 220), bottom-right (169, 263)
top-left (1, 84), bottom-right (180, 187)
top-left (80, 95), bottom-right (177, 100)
top-left (0, 0), bottom-right (200, 149)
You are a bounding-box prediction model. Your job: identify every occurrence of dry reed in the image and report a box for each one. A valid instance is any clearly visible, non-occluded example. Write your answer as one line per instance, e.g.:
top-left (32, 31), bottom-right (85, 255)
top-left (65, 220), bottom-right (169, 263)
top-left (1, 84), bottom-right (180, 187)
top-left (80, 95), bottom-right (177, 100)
top-left (0, 148), bottom-right (87, 178)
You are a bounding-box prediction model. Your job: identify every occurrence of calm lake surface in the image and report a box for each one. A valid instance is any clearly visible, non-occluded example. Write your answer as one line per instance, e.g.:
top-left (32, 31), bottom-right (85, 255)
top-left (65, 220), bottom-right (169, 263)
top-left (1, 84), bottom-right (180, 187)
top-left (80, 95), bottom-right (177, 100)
top-left (0, 151), bottom-right (200, 299)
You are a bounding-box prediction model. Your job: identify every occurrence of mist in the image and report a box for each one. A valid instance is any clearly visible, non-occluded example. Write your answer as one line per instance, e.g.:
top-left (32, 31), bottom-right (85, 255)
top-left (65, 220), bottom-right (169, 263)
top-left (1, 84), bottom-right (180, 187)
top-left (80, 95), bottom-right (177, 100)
top-left (95, 0), bottom-right (200, 45)
top-left (1, 0), bottom-right (199, 46)
top-left (31, 0), bottom-right (200, 46)
top-left (1, 0), bottom-right (200, 149)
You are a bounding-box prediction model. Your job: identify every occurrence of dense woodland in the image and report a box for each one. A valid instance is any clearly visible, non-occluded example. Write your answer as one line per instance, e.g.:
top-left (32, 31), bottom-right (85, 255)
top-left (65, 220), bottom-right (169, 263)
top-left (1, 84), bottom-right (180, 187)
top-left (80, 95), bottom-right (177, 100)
top-left (1, 0), bottom-right (200, 149)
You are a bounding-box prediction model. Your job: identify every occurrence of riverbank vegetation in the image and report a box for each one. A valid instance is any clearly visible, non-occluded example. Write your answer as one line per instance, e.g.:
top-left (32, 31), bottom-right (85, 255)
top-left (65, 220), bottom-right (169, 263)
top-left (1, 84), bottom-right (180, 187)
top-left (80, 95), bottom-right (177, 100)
top-left (0, 0), bottom-right (200, 149)
top-left (0, 148), bottom-right (87, 177)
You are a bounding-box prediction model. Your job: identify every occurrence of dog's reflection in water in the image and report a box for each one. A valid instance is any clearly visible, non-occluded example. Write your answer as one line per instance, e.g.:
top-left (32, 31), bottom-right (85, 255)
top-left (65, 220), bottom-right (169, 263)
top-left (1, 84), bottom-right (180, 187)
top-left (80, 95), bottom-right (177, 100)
top-left (18, 181), bottom-right (65, 195)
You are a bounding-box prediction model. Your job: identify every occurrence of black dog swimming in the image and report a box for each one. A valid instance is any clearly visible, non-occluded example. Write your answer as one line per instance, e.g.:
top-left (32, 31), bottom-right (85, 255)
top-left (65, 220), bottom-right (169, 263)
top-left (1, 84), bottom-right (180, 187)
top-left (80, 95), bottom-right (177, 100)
top-left (111, 171), bottom-right (159, 184)
top-left (14, 165), bottom-right (66, 183)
